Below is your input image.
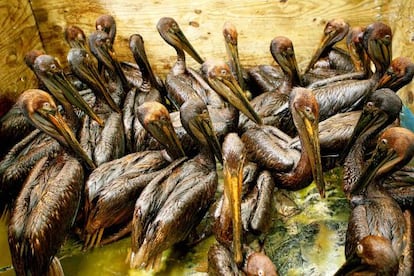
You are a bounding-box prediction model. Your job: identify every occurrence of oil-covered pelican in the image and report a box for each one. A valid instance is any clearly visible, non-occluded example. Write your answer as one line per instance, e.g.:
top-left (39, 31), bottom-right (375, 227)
top-left (304, 19), bottom-right (352, 75)
top-left (8, 89), bottom-right (94, 276)
top-left (239, 36), bottom-right (301, 131)
top-left (88, 29), bottom-right (131, 105)
top-left (81, 101), bottom-right (185, 249)
top-left (246, 35), bottom-right (302, 98)
top-left (208, 133), bottom-right (278, 276)
top-left (241, 87), bottom-right (326, 197)
top-left (123, 34), bottom-right (168, 153)
top-left (339, 127), bottom-right (414, 275)
top-left (156, 17), bottom-right (227, 109)
top-left (128, 96), bottom-right (222, 271)
top-left (67, 47), bottom-right (125, 166)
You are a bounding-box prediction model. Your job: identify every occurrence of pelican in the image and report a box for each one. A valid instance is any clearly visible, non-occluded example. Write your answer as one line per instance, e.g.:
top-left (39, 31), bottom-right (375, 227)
top-left (88, 29), bottom-right (131, 105)
top-left (241, 87), bottom-right (326, 197)
top-left (82, 101), bottom-right (185, 248)
top-left (8, 89), bottom-right (93, 276)
top-left (123, 34), bottom-right (168, 153)
top-left (208, 133), bottom-right (278, 275)
top-left (338, 127), bottom-right (414, 275)
top-left (128, 96), bottom-right (222, 271)
top-left (304, 18), bottom-right (352, 75)
top-left (67, 47), bottom-right (126, 166)
top-left (156, 17), bottom-right (227, 109)
top-left (239, 36), bottom-right (301, 131)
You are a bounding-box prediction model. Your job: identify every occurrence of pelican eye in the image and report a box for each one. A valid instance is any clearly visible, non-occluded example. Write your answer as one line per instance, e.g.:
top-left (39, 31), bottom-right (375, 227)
top-left (50, 63), bottom-right (57, 70)
top-left (366, 101), bottom-right (374, 109)
top-left (258, 269), bottom-right (264, 276)
top-left (356, 244), bottom-right (364, 255)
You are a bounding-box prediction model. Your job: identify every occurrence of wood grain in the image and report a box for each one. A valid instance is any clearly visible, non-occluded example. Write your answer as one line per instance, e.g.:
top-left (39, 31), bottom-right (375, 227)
top-left (2, 0), bottom-right (414, 105)
top-left (0, 0), bottom-right (43, 106)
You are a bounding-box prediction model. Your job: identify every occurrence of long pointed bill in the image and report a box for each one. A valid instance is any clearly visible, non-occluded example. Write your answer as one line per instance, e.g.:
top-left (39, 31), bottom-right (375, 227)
top-left (47, 111), bottom-right (96, 169)
top-left (274, 50), bottom-right (302, 87)
top-left (350, 145), bottom-right (397, 196)
top-left (302, 116), bottom-right (326, 198)
top-left (222, 139), bottom-right (244, 265)
top-left (129, 34), bottom-right (163, 92)
top-left (173, 29), bottom-right (204, 64)
top-left (225, 40), bottom-right (246, 90)
top-left (305, 32), bottom-right (336, 73)
top-left (192, 110), bottom-right (223, 163)
top-left (209, 76), bottom-right (262, 125)
top-left (340, 109), bottom-right (388, 162)
top-left (146, 118), bottom-right (185, 160)
top-left (68, 48), bottom-right (121, 113)
top-left (39, 71), bottom-right (104, 126)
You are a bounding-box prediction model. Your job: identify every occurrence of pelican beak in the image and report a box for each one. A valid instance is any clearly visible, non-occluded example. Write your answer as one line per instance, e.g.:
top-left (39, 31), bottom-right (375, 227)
top-left (39, 67), bottom-right (104, 126)
top-left (89, 32), bottom-right (130, 91)
top-left (340, 107), bottom-right (388, 162)
top-left (366, 34), bottom-right (392, 75)
top-left (223, 144), bottom-right (245, 265)
top-left (146, 116), bottom-right (186, 160)
top-left (224, 39), bottom-right (246, 88)
top-left (35, 107), bottom-right (96, 169)
top-left (305, 30), bottom-right (339, 73)
top-left (274, 49), bottom-right (303, 87)
top-left (192, 109), bottom-right (223, 163)
top-left (300, 110), bottom-right (326, 198)
top-left (129, 34), bottom-right (164, 92)
top-left (377, 68), bottom-right (400, 89)
top-left (350, 140), bottom-right (398, 196)
top-left (171, 27), bottom-right (204, 64)
top-left (68, 48), bottom-right (121, 113)
top-left (207, 69), bottom-right (262, 125)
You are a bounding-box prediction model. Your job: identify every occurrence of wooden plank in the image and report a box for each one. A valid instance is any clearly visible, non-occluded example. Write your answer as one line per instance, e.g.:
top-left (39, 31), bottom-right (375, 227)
top-left (30, 0), bottom-right (413, 75)
top-left (0, 0), bottom-right (43, 115)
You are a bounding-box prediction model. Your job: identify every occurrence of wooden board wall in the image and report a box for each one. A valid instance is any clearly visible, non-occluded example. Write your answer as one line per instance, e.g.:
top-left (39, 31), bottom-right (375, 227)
top-left (0, 0), bottom-right (44, 114)
top-left (2, 0), bottom-right (414, 107)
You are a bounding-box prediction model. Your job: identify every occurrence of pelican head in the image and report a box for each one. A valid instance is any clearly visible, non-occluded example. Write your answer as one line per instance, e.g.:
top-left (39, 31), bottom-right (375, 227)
top-left (157, 17), bottom-right (204, 64)
top-left (180, 96), bottom-right (223, 163)
top-left (201, 59), bottom-right (262, 125)
top-left (137, 101), bottom-right (185, 159)
top-left (95, 14), bottom-right (117, 44)
top-left (33, 54), bottom-right (104, 126)
top-left (64, 25), bottom-right (87, 49)
top-left (363, 21), bottom-right (392, 78)
top-left (378, 56), bottom-right (414, 92)
top-left (270, 36), bottom-right (302, 86)
top-left (341, 88), bottom-right (402, 163)
top-left (17, 89), bottom-right (96, 169)
top-left (67, 47), bottom-right (121, 113)
top-left (305, 18), bottom-right (350, 73)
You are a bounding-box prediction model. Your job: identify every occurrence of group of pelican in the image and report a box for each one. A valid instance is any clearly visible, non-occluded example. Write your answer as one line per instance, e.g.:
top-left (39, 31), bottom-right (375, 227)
top-left (0, 14), bottom-right (414, 275)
